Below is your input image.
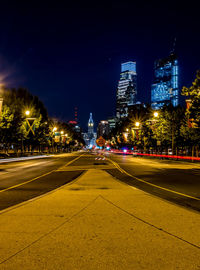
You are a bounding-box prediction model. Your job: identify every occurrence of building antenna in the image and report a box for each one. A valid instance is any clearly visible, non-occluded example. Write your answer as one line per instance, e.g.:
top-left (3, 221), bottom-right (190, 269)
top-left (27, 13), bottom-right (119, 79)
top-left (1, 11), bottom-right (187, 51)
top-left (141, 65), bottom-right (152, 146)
top-left (170, 37), bottom-right (177, 54)
top-left (74, 107), bottom-right (78, 122)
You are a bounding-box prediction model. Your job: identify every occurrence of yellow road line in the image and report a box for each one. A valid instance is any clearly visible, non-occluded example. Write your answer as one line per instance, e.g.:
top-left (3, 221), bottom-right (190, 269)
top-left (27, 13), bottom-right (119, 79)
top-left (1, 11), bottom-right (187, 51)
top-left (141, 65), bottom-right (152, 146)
top-left (57, 154), bottom-right (83, 170)
top-left (0, 154), bottom-right (84, 193)
top-left (108, 158), bottom-right (200, 201)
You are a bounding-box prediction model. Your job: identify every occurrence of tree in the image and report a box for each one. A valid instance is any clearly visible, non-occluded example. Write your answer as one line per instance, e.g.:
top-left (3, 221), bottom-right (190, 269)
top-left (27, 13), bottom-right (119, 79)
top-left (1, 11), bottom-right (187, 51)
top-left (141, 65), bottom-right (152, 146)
top-left (152, 105), bottom-right (185, 154)
top-left (182, 70), bottom-right (200, 126)
top-left (181, 70), bottom-right (200, 154)
top-left (0, 88), bottom-right (49, 153)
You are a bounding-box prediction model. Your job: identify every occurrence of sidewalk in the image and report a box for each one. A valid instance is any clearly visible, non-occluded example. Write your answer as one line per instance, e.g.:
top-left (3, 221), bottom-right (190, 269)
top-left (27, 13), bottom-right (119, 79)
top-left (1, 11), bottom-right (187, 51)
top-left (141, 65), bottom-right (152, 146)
top-left (0, 169), bottom-right (200, 269)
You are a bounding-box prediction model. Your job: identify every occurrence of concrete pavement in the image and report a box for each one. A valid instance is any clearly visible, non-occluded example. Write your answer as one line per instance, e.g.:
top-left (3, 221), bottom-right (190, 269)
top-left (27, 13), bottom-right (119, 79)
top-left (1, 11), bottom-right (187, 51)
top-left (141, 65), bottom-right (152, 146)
top-left (0, 169), bottom-right (200, 269)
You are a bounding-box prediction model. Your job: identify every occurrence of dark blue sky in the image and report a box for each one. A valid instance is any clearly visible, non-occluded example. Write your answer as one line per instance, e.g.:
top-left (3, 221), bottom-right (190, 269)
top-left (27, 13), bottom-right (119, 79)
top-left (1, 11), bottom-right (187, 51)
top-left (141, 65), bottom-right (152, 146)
top-left (0, 1), bottom-right (199, 131)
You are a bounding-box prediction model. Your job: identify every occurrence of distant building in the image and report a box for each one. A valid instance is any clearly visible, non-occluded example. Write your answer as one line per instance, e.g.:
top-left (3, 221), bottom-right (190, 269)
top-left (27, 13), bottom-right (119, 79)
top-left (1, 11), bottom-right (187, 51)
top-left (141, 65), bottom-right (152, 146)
top-left (88, 113), bottom-right (94, 135)
top-left (151, 53), bottom-right (179, 110)
top-left (83, 113), bottom-right (97, 148)
top-left (128, 102), bottom-right (146, 115)
top-left (97, 121), bottom-right (110, 138)
top-left (68, 120), bottom-right (81, 133)
top-left (107, 117), bottom-right (116, 130)
top-left (116, 61), bottom-right (137, 118)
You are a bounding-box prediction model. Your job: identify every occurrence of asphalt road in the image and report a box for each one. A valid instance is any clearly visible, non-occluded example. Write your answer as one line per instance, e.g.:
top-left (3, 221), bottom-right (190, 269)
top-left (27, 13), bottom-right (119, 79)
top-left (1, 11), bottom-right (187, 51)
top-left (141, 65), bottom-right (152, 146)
top-left (106, 153), bottom-right (200, 212)
top-left (0, 152), bottom-right (85, 210)
top-left (1, 151), bottom-right (200, 212)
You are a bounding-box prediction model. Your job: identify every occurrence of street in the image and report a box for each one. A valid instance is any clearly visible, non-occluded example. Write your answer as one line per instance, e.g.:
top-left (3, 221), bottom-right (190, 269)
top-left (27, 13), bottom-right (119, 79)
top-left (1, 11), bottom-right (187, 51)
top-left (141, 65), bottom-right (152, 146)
top-left (0, 152), bottom-right (200, 269)
top-left (107, 153), bottom-right (200, 212)
top-left (1, 152), bottom-right (200, 212)
top-left (0, 153), bottom-right (84, 210)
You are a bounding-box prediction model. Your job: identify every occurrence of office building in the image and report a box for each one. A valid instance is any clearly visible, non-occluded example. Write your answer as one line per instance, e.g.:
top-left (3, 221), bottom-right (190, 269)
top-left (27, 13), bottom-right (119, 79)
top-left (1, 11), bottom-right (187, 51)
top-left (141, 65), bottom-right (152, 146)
top-left (151, 53), bottom-right (179, 109)
top-left (116, 61), bottom-right (137, 118)
top-left (97, 121), bottom-right (110, 138)
top-left (107, 117), bottom-right (116, 130)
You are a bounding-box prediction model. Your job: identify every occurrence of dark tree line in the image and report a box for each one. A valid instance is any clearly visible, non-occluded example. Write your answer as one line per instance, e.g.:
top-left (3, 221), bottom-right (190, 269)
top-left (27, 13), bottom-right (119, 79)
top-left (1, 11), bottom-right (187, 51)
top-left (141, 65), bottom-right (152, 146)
top-left (0, 87), bottom-right (84, 155)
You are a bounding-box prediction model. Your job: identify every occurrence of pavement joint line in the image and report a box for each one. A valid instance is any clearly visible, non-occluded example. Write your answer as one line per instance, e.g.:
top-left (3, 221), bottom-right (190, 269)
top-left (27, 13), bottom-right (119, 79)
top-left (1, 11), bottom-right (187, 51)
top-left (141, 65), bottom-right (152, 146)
top-left (0, 195), bottom-right (100, 265)
top-left (0, 169), bottom-right (87, 215)
top-left (100, 195), bottom-right (200, 250)
top-left (0, 154), bottom-right (84, 194)
top-left (108, 158), bottom-right (200, 201)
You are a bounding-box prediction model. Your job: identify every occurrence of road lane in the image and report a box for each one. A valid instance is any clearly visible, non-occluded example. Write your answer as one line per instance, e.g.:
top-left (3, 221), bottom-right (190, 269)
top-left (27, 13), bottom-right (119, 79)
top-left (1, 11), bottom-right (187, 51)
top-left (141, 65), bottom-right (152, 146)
top-left (106, 153), bottom-right (200, 212)
top-left (1, 151), bottom-right (200, 212)
top-left (0, 153), bottom-right (85, 210)
top-left (0, 153), bottom-right (82, 190)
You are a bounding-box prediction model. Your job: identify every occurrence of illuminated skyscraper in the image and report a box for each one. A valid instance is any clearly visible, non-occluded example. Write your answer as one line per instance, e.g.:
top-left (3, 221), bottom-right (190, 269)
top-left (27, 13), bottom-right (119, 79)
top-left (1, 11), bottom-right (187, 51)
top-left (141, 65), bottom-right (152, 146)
top-left (88, 113), bottom-right (94, 134)
top-left (151, 53), bottom-right (179, 109)
top-left (82, 113), bottom-right (97, 148)
top-left (116, 61), bottom-right (137, 118)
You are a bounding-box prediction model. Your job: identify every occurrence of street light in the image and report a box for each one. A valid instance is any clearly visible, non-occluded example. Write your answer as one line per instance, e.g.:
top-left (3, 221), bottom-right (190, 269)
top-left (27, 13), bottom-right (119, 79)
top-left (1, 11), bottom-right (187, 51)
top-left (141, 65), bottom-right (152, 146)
top-left (135, 122), bottom-right (140, 127)
top-left (154, 111), bottom-right (159, 118)
top-left (25, 110), bottom-right (30, 116)
top-left (53, 127), bottom-right (57, 132)
top-left (61, 130), bottom-right (64, 135)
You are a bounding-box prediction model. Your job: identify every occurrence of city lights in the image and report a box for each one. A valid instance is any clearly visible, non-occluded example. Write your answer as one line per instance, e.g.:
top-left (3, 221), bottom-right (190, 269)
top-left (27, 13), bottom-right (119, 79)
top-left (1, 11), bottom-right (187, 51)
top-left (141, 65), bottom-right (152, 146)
top-left (154, 112), bottom-right (159, 118)
top-left (25, 110), bottom-right (30, 116)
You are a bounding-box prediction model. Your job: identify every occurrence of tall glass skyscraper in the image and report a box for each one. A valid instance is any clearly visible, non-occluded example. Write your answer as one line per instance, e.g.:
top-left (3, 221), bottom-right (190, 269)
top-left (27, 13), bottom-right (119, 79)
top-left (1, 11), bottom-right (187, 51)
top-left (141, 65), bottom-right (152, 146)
top-left (116, 61), bottom-right (137, 118)
top-left (151, 53), bottom-right (179, 110)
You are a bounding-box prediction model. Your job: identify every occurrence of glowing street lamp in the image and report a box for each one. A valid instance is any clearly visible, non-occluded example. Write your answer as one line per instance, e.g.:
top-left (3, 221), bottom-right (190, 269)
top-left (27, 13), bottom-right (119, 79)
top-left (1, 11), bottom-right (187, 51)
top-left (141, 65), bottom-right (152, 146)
top-left (0, 97), bottom-right (3, 117)
top-left (25, 110), bottom-right (30, 116)
top-left (61, 130), bottom-right (64, 135)
top-left (53, 127), bottom-right (57, 132)
top-left (154, 112), bottom-right (159, 118)
top-left (135, 122), bottom-right (140, 127)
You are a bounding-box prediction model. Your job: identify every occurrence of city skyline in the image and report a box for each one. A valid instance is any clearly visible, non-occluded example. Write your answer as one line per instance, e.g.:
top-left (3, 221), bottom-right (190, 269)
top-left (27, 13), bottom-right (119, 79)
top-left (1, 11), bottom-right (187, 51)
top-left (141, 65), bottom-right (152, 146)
top-left (0, 3), bottom-right (200, 267)
top-left (0, 1), bottom-right (199, 128)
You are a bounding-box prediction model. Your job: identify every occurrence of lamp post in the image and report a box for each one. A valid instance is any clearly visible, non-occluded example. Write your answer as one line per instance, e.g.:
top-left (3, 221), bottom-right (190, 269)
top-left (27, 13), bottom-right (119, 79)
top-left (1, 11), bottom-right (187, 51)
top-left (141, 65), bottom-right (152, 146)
top-left (132, 122), bottom-right (140, 143)
top-left (0, 97), bottom-right (3, 117)
top-left (22, 111), bottom-right (31, 153)
top-left (0, 86), bottom-right (4, 118)
top-left (51, 127), bottom-right (57, 153)
top-left (24, 110), bottom-right (37, 153)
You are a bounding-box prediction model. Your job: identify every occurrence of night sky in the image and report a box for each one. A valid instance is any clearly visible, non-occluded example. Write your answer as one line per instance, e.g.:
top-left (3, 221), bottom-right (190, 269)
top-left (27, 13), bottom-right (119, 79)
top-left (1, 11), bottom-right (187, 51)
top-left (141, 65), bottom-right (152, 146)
top-left (0, 1), bottom-right (199, 131)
